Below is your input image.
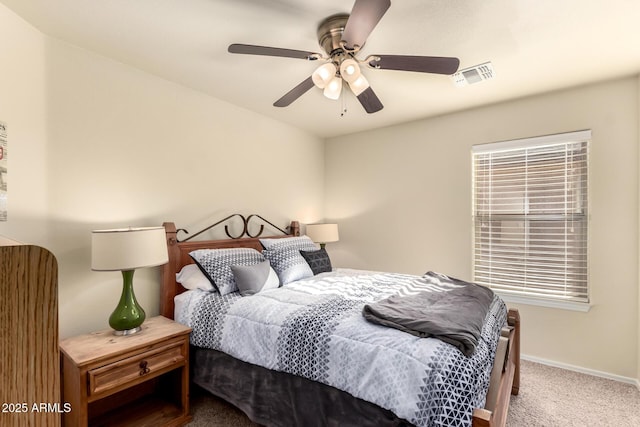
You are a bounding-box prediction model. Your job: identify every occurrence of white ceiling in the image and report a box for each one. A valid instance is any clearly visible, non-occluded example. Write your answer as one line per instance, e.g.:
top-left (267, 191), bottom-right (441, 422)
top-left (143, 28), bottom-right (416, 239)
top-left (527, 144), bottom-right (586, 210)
top-left (3, 0), bottom-right (640, 138)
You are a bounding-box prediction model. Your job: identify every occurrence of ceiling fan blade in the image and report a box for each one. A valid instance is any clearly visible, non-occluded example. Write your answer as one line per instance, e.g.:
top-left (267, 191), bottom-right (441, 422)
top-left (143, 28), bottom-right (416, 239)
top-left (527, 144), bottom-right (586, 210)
top-left (228, 44), bottom-right (321, 61)
top-left (342, 0), bottom-right (391, 50)
top-left (355, 86), bottom-right (384, 114)
top-left (368, 55), bottom-right (460, 75)
top-left (273, 77), bottom-right (315, 107)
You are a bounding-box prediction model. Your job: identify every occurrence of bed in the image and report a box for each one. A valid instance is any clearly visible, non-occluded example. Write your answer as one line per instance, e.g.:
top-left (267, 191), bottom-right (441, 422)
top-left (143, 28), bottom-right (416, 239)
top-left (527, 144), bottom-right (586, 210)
top-left (159, 215), bottom-right (520, 427)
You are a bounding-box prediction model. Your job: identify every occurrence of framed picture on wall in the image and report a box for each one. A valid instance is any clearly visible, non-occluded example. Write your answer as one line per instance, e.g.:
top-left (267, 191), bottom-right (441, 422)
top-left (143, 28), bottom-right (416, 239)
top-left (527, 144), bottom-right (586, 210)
top-left (0, 121), bottom-right (7, 221)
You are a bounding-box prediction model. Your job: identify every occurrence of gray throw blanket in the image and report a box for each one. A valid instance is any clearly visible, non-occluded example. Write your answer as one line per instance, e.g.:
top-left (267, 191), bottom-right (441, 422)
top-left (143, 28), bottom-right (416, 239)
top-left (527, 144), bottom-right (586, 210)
top-left (363, 272), bottom-right (494, 356)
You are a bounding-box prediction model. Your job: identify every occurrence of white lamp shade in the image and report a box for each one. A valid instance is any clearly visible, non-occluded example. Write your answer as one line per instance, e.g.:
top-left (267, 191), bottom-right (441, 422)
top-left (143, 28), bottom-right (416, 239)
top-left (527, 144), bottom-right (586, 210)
top-left (323, 77), bottom-right (343, 100)
top-left (92, 226), bottom-right (168, 271)
top-left (312, 62), bottom-right (337, 89)
top-left (340, 58), bottom-right (361, 83)
top-left (305, 223), bottom-right (339, 244)
top-left (348, 74), bottom-right (370, 96)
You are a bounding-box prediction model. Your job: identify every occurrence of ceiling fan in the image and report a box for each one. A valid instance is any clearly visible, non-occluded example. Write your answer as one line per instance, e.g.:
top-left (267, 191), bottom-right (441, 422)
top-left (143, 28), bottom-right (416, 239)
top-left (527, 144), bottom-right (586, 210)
top-left (228, 0), bottom-right (460, 114)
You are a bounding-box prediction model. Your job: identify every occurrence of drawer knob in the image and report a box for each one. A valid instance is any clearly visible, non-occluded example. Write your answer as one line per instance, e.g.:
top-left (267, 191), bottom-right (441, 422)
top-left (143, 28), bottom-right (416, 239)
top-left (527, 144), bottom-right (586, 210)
top-left (139, 360), bottom-right (150, 376)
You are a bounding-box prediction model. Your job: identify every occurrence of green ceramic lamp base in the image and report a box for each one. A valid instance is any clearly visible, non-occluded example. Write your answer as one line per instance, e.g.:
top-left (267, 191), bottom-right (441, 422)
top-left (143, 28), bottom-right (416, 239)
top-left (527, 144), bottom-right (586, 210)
top-left (109, 269), bottom-right (146, 336)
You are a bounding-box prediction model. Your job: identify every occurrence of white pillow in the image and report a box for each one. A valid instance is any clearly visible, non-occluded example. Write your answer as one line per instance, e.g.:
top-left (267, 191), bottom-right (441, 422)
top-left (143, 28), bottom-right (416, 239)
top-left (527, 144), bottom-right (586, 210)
top-left (231, 260), bottom-right (280, 296)
top-left (175, 264), bottom-right (215, 292)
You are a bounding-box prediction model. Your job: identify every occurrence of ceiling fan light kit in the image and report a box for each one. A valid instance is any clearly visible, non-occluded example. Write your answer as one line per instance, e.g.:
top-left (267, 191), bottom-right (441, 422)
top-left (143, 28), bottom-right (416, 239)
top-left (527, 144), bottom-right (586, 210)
top-left (348, 74), bottom-right (370, 96)
top-left (312, 62), bottom-right (337, 89)
top-left (228, 0), bottom-right (461, 114)
top-left (340, 58), bottom-right (361, 83)
top-left (323, 76), bottom-right (343, 100)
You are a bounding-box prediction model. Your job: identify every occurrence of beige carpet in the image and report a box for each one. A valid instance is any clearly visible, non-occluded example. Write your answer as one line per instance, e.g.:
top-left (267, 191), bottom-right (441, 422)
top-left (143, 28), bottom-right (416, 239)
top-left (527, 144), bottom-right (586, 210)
top-left (505, 360), bottom-right (640, 426)
top-left (187, 360), bottom-right (640, 426)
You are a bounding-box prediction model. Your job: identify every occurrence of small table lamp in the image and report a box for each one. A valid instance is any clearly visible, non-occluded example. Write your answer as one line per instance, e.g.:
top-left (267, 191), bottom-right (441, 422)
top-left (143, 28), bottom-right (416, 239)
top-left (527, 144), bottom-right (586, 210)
top-left (91, 226), bottom-right (168, 335)
top-left (305, 223), bottom-right (339, 249)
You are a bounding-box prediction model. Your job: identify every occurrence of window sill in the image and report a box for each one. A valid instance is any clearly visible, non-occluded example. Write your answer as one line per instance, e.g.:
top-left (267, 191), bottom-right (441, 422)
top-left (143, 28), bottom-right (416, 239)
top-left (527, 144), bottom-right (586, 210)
top-left (496, 293), bottom-right (591, 312)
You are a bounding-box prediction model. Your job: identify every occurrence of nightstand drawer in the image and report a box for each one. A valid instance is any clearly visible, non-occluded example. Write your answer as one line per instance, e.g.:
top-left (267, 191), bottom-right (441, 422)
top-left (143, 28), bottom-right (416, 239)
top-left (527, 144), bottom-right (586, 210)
top-left (88, 340), bottom-right (185, 396)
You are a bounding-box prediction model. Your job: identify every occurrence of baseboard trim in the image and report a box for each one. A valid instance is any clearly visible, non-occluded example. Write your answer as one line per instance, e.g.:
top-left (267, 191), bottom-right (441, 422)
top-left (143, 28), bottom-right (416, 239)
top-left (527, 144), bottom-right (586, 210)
top-left (522, 354), bottom-right (639, 389)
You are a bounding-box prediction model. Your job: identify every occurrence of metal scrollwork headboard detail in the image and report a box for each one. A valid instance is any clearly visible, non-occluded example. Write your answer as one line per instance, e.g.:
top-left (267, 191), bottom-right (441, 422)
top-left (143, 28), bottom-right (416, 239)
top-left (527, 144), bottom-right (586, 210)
top-left (176, 213), bottom-right (292, 243)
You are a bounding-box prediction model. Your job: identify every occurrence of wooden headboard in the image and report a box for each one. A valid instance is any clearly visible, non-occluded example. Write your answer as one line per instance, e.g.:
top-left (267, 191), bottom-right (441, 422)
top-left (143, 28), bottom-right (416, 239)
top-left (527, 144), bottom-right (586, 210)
top-left (160, 217), bottom-right (300, 319)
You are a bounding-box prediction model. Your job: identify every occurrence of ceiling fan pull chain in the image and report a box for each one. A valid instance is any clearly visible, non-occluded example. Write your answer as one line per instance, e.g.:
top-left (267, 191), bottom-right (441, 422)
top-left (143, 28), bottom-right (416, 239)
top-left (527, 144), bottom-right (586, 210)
top-left (340, 89), bottom-right (348, 117)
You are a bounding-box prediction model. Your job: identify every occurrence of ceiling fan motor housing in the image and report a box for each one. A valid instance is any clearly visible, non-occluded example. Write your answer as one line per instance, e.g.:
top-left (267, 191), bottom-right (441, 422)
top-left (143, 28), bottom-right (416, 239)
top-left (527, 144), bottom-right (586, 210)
top-left (317, 14), bottom-right (353, 58)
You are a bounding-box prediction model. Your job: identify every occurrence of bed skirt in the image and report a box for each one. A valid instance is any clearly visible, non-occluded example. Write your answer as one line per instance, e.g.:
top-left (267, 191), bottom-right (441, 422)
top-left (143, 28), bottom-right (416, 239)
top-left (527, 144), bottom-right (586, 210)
top-left (192, 347), bottom-right (413, 427)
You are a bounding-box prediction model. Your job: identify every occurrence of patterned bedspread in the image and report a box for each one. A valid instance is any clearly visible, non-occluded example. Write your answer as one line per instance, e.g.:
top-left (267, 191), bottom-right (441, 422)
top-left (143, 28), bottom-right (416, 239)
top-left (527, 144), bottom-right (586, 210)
top-left (175, 269), bottom-right (507, 426)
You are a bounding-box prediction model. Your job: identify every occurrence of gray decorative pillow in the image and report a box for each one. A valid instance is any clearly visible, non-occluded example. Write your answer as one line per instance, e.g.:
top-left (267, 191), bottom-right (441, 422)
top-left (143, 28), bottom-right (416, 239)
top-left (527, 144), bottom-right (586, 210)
top-left (300, 248), bottom-right (332, 275)
top-left (190, 248), bottom-right (265, 295)
top-left (231, 260), bottom-right (280, 296)
top-left (260, 236), bottom-right (317, 285)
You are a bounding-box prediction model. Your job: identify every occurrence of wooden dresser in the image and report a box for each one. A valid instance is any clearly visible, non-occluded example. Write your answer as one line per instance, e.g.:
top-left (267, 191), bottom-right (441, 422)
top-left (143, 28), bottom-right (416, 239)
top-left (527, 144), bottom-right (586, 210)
top-left (0, 239), bottom-right (60, 427)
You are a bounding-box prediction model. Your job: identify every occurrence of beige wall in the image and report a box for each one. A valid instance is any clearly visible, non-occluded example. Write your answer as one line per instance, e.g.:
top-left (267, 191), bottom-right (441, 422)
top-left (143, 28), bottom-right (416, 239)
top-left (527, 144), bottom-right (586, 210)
top-left (326, 77), bottom-right (639, 380)
top-left (0, 5), bottom-right (325, 338)
top-left (2, 3), bottom-right (639, 383)
top-left (0, 6), bottom-right (49, 245)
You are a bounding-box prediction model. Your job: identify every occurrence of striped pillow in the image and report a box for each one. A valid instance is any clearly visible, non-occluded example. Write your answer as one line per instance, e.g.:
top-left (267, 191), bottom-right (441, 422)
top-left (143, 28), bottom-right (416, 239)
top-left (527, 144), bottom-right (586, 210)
top-left (260, 236), bottom-right (317, 285)
top-left (190, 248), bottom-right (265, 295)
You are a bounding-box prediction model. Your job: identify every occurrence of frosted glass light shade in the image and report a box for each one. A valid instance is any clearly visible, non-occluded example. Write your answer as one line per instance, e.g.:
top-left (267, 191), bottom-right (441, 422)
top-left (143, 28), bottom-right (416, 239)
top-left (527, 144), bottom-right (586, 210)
top-left (348, 74), bottom-right (370, 96)
top-left (340, 58), bottom-right (361, 83)
top-left (305, 223), bottom-right (339, 244)
top-left (312, 63), bottom-right (337, 89)
top-left (91, 226), bottom-right (168, 271)
top-left (323, 77), bottom-right (342, 100)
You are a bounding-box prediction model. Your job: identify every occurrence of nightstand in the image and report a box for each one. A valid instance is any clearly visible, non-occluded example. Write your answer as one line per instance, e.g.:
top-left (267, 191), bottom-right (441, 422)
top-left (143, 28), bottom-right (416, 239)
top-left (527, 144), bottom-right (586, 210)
top-left (60, 316), bottom-right (192, 426)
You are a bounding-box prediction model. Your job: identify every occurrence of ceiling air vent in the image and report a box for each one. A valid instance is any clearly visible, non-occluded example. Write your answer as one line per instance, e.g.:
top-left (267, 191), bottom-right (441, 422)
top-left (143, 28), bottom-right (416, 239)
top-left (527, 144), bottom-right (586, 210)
top-left (452, 62), bottom-right (495, 87)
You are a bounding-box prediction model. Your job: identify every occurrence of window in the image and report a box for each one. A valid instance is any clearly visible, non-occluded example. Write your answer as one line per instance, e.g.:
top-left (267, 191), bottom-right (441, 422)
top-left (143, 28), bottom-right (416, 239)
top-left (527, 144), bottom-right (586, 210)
top-left (472, 131), bottom-right (589, 309)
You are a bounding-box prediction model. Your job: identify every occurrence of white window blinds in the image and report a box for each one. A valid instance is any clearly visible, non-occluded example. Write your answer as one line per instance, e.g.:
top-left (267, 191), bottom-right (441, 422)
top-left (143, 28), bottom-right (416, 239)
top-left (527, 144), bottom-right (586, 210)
top-left (472, 131), bottom-right (590, 304)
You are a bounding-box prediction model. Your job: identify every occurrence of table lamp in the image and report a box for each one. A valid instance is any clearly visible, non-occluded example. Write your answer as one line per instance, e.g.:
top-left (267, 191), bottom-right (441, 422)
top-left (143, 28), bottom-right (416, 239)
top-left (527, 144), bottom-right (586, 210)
top-left (91, 226), bottom-right (168, 335)
top-left (305, 223), bottom-right (339, 249)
